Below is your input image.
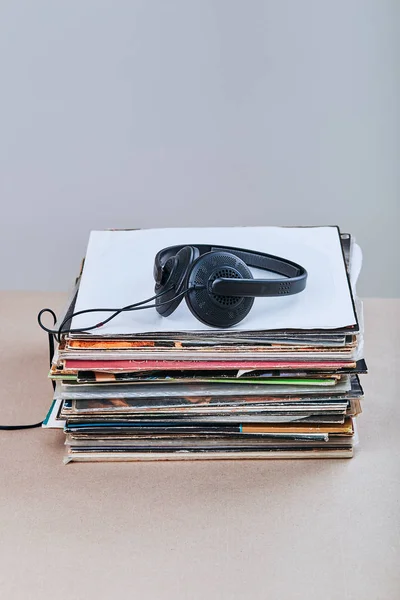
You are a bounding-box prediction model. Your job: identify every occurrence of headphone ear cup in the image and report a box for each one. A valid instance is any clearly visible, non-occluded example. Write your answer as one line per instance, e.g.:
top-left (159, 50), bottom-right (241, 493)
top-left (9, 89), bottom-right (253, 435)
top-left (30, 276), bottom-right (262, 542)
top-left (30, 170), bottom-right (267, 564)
top-left (155, 246), bottom-right (198, 317)
top-left (185, 251), bottom-right (254, 327)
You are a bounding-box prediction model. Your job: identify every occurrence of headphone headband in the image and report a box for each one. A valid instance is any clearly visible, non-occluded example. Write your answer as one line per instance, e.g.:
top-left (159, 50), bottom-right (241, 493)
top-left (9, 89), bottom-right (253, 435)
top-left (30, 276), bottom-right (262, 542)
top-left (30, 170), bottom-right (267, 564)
top-left (154, 244), bottom-right (307, 298)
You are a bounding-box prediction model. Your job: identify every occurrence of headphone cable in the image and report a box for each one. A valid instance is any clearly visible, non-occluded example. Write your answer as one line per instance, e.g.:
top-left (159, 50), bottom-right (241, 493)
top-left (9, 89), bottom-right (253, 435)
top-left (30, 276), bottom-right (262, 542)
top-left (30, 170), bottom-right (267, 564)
top-left (0, 311), bottom-right (57, 430)
top-left (38, 286), bottom-right (184, 340)
top-left (1, 287), bottom-right (191, 431)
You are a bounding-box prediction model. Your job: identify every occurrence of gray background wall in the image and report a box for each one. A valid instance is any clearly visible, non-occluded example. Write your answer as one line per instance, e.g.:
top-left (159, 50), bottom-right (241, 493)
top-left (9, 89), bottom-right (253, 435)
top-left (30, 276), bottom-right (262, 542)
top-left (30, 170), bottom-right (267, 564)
top-left (0, 1), bottom-right (398, 296)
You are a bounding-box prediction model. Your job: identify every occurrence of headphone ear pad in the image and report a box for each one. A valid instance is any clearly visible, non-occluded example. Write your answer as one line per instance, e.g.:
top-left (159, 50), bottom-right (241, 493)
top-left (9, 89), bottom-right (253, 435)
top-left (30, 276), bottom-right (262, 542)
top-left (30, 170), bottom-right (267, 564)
top-left (155, 246), bottom-right (198, 317)
top-left (185, 251), bottom-right (254, 328)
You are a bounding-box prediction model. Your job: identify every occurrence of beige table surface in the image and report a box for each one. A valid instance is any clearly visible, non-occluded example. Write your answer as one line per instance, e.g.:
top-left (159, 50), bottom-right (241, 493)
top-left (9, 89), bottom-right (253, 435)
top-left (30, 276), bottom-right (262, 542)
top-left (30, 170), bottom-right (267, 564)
top-left (0, 293), bottom-right (399, 600)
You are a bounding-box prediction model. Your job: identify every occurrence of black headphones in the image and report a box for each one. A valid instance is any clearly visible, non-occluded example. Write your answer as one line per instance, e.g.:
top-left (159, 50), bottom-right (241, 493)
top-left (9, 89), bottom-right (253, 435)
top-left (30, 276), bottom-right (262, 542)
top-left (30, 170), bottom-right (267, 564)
top-left (38, 243), bottom-right (307, 338)
top-left (153, 244), bottom-right (307, 327)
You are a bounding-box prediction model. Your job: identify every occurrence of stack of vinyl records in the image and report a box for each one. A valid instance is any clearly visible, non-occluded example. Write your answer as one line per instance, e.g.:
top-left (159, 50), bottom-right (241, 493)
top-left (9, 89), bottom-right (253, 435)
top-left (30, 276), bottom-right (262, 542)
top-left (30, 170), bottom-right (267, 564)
top-left (43, 226), bottom-right (367, 463)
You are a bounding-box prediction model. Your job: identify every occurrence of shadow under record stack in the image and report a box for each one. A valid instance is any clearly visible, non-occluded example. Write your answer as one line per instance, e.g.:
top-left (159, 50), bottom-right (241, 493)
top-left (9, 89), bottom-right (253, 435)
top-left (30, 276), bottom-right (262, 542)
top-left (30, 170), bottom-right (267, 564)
top-left (43, 226), bottom-right (367, 463)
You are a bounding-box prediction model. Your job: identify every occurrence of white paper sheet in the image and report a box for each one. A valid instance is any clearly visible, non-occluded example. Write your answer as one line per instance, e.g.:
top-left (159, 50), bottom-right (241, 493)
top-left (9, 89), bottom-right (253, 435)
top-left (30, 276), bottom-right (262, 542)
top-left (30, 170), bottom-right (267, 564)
top-left (71, 226), bottom-right (357, 334)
